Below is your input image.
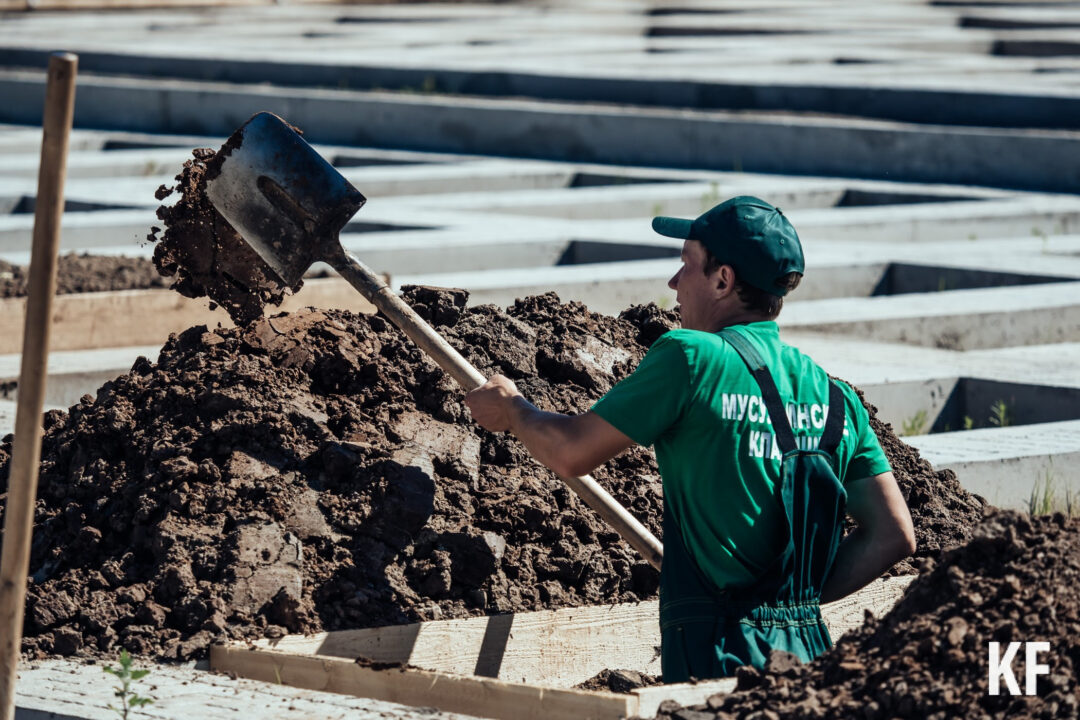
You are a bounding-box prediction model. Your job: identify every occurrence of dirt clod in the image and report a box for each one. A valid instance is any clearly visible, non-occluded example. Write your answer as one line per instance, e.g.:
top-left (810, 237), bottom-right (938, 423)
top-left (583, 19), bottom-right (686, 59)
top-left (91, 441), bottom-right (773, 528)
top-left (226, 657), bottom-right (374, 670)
top-left (577, 668), bottom-right (662, 693)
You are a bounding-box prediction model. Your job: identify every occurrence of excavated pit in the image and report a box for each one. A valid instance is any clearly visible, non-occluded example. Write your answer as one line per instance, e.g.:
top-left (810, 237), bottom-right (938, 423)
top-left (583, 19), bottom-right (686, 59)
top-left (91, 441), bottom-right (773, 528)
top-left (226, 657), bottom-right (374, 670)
top-left (0, 288), bottom-right (981, 661)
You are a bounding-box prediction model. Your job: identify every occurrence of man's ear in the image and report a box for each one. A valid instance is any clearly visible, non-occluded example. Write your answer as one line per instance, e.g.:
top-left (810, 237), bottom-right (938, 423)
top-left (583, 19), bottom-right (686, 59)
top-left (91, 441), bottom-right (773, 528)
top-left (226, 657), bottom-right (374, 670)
top-left (714, 264), bottom-right (737, 296)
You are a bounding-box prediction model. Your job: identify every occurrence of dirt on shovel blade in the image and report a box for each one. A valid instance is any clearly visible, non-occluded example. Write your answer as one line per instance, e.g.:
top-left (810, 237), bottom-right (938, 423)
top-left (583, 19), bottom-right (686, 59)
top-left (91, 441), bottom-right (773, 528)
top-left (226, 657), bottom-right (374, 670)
top-left (148, 130), bottom-right (293, 326)
top-left (0, 288), bottom-right (982, 661)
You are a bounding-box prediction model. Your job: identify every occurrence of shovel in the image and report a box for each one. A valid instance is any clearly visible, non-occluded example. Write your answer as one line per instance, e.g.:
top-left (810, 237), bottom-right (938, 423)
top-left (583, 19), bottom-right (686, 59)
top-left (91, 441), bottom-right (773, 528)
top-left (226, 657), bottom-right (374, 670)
top-left (206, 112), bottom-right (663, 570)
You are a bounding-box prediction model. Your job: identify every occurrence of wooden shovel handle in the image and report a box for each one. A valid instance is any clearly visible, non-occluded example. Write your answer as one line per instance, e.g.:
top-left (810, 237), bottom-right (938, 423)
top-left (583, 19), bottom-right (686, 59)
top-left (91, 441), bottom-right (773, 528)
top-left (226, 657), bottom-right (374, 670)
top-left (0, 52), bottom-right (77, 720)
top-left (332, 250), bottom-right (664, 570)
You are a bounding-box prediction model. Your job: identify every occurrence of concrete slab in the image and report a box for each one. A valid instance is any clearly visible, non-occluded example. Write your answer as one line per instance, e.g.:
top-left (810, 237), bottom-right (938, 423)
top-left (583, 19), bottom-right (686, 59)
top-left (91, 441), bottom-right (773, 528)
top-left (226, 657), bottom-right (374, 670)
top-left (14, 658), bottom-right (484, 720)
top-left (0, 345), bottom-right (158, 407)
top-left (3, 21), bottom-right (1080, 129)
top-left (0, 399), bottom-right (63, 437)
top-left (2, 70), bottom-right (1079, 192)
top-left (781, 282), bottom-right (1080, 350)
top-left (908, 421), bottom-right (1080, 510)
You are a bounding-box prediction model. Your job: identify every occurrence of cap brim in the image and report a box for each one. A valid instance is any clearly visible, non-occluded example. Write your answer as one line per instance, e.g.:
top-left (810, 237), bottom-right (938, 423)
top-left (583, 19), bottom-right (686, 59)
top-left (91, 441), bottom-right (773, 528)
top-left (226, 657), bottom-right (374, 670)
top-left (652, 216), bottom-right (693, 239)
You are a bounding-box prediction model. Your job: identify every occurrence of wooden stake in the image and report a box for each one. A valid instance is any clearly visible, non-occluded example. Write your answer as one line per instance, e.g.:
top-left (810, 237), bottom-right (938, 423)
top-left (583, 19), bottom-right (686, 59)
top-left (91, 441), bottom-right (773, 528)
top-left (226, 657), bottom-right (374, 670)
top-left (0, 51), bottom-right (77, 720)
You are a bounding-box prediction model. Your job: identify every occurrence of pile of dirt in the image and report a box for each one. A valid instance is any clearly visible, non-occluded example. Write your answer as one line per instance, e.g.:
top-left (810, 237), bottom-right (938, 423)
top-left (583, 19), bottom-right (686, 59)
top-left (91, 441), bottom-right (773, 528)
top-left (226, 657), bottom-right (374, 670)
top-left (0, 287), bottom-right (981, 661)
top-left (0, 254), bottom-right (165, 298)
top-left (148, 141), bottom-right (293, 326)
top-left (1, 292), bottom-right (668, 660)
top-left (654, 510), bottom-right (1080, 720)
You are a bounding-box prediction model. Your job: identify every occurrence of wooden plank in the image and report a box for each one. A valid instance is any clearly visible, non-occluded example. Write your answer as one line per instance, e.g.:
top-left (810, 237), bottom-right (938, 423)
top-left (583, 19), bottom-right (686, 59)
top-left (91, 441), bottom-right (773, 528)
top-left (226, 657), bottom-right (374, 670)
top-left (249, 576), bottom-right (914, 689)
top-left (822, 574), bottom-right (915, 639)
top-left (209, 644), bottom-right (634, 720)
top-left (259, 601), bottom-right (663, 688)
top-left (212, 575), bottom-right (916, 719)
top-left (0, 276), bottom-right (378, 354)
top-left (632, 678), bottom-right (737, 719)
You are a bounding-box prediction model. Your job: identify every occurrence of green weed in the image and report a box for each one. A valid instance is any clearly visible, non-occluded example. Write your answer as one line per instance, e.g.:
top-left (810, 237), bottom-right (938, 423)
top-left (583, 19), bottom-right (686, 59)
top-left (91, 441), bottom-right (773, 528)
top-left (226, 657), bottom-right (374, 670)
top-left (103, 650), bottom-right (154, 719)
top-left (900, 409), bottom-right (929, 437)
top-left (1026, 465), bottom-right (1076, 517)
top-left (989, 399), bottom-right (1012, 428)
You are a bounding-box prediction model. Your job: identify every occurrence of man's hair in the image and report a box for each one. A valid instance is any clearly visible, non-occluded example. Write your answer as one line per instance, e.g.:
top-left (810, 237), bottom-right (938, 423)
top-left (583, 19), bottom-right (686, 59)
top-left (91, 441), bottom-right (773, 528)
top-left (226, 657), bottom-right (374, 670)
top-left (701, 243), bottom-right (802, 319)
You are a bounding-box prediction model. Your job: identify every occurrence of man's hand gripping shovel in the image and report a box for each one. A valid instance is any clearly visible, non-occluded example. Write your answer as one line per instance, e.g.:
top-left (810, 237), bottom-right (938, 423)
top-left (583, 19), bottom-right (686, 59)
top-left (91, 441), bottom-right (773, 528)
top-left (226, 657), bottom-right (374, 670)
top-left (205, 112), bottom-right (664, 570)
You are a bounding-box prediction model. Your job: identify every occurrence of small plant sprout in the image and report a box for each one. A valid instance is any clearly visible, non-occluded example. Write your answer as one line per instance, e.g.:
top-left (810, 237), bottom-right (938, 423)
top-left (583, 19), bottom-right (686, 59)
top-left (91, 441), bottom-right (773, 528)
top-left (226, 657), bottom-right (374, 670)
top-left (900, 409), bottom-right (929, 437)
top-left (1026, 462), bottom-right (1076, 518)
top-left (103, 649), bottom-right (154, 719)
top-left (1026, 469), bottom-right (1058, 517)
top-left (989, 399), bottom-right (1012, 428)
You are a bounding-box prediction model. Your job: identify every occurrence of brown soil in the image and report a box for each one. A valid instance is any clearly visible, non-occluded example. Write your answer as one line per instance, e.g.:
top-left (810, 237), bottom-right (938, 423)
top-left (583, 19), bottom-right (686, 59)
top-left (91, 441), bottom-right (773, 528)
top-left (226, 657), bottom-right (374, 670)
top-left (148, 137), bottom-right (296, 326)
top-left (577, 668), bottom-right (661, 693)
top-left (654, 510), bottom-right (1080, 720)
top-left (0, 288), bottom-right (980, 662)
top-left (1, 292), bottom-right (665, 660)
top-left (0, 254), bottom-right (165, 298)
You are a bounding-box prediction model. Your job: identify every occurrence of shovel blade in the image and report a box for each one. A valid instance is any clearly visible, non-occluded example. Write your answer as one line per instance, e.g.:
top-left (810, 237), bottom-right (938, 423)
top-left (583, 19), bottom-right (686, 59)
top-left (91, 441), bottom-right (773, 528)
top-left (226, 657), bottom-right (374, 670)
top-left (205, 112), bottom-right (366, 288)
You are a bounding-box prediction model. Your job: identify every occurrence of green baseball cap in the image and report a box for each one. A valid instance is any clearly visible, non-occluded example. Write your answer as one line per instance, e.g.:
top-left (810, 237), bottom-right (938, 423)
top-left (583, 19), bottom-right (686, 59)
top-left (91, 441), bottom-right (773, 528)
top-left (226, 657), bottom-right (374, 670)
top-left (653, 196), bottom-right (804, 297)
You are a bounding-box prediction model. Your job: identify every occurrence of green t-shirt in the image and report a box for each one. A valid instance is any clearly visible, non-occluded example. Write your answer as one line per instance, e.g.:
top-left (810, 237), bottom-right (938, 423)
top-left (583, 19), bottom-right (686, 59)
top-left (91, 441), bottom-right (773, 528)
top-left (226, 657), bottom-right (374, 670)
top-left (591, 322), bottom-right (890, 590)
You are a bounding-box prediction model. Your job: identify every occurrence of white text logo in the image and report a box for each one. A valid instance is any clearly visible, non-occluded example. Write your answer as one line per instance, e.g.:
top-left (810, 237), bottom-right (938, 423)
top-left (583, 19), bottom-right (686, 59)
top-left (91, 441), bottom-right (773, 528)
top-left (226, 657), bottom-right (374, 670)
top-left (988, 642), bottom-right (1050, 696)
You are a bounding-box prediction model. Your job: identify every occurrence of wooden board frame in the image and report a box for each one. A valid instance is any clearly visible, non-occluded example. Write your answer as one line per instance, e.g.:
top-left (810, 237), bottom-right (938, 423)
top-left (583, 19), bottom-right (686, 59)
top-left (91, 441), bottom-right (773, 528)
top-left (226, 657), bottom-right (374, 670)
top-left (211, 576), bottom-right (914, 720)
top-left (0, 276), bottom-right (380, 354)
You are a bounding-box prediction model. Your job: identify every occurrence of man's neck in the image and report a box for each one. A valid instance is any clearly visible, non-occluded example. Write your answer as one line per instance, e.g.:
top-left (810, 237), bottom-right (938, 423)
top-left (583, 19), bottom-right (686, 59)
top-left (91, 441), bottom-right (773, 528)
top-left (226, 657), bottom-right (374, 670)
top-left (702, 310), bottom-right (771, 334)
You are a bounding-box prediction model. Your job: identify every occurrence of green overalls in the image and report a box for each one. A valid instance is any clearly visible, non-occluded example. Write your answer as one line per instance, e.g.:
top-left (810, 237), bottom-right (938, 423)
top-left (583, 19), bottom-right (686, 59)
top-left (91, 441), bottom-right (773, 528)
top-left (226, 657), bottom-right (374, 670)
top-left (659, 327), bottom-right (848, 682)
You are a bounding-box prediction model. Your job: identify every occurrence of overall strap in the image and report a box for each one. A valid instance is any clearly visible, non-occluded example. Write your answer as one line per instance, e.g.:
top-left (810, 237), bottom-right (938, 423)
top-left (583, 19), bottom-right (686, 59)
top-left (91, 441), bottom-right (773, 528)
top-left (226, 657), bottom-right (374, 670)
top-left (718, 328), bottom-right (797, 455)
top-left (818, 381), bottom-right (845, 456)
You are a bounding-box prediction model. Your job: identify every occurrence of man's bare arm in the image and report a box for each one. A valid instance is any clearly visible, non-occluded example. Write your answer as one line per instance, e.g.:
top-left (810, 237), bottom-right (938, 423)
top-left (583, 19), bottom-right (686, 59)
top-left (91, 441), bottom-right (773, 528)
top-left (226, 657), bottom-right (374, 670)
top-left (820, 471), bottom-right (916, 603)
top-left (465, 374), bottom-right (635, 478)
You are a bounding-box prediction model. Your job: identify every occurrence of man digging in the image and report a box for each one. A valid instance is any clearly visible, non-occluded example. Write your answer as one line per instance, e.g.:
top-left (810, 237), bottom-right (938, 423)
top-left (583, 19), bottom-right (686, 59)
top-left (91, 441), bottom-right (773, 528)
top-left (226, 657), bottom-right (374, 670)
top-left (466, 196), bottom-right (916, 682)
